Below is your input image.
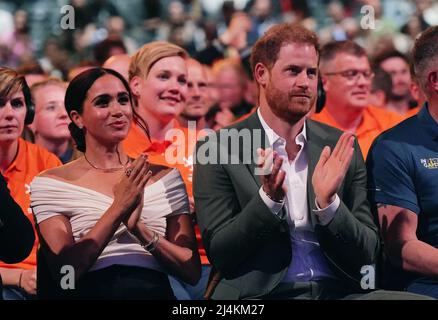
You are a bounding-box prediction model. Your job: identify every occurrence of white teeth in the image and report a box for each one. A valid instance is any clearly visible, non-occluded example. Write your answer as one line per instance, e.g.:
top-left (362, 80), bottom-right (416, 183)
top-left (162, 97), bottom-right (179, 103)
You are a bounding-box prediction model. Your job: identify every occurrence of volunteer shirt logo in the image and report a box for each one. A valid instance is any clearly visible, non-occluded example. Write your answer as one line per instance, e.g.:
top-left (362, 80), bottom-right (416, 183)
top-left (421, 158), bottom-right (438, 169)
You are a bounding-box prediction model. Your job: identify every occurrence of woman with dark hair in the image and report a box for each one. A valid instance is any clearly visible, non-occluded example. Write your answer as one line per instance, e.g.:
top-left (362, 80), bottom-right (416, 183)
top-left (0, 67), bottom-right (61, 300)
top-left (30, 67), bottom-right (200, 299)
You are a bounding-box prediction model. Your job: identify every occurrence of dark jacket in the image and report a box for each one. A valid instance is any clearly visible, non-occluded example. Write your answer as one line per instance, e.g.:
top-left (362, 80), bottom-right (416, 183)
top-left (0, 173), bottom-right (35, 264)
top-left (193, 112), bottom-right (380, 299)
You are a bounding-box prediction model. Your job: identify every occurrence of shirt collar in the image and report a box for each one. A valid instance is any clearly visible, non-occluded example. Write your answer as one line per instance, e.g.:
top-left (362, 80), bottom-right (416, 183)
top-left (318, 105), bottom-right (378, 136)
top-left (257, 108), bottom-right (307, 148)
top-left (4, 138), bottom-right (26, 174)
top-left (418, 102), bottom-right (438, 139)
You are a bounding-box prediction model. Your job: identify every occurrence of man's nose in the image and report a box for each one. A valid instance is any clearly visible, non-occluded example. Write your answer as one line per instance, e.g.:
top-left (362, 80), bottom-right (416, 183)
top-left (296, 71), bottom-right (309, 88)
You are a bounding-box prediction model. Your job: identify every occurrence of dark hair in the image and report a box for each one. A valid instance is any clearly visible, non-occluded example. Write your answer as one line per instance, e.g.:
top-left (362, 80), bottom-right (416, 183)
top-left (250, 23), bottom-right (319, 73)
top-left (16, 61), bottom-right (45, 75)
top-left (371, 68), bottom-right (393, 102)
top-left (412, 26), bottom-right (438, 87)
top-left (65, 67), bottom-right (144, 152)
top-left (372, 49), bottom-right (410, 70)
top-left (320, 40), bottom-right (367, 68)
top-left (93, 36), bottom-right (127, 65)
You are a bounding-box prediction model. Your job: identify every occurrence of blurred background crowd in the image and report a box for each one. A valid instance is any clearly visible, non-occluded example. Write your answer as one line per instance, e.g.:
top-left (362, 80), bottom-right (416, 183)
top-left (0, 0), bottom-right (436, 78)
top-left (1, 0), bottom-right (438, 300)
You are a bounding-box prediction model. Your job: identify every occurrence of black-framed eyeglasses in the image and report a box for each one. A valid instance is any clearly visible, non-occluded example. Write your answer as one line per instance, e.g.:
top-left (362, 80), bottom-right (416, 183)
top-left (324, 69), bottom-right (375, 81)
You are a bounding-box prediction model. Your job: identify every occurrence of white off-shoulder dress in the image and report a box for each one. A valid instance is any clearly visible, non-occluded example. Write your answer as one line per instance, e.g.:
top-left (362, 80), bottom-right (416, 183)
top-left (30, 168), bottom-right (190, 274)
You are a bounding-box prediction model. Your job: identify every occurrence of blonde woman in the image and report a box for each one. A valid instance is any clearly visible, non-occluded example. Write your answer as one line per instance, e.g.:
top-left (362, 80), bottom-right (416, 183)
top-left (123, 41), bottom-right (209, 299)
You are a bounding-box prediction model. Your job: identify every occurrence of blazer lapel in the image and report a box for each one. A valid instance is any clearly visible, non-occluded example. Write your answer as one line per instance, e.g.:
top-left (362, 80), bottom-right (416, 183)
top-left (306, 119), bottom-right (329, 227)
top-left (239, 112), bottom-right (288, 220)
top-left (240, 112), bottom-right (269, 189)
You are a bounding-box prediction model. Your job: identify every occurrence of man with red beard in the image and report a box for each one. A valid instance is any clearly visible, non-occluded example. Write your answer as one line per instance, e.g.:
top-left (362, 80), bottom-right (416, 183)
top-left (193, 23), bottom-right (423, 300)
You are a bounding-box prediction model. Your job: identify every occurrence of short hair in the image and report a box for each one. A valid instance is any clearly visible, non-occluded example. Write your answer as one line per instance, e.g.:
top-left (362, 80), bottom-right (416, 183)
top-left (129, 41), bottom-right (188, 81)
top-left (250, 23), bottom-right (319, 73)
top-left (93, 36), bottom-right (127, 65)
top-left (320, 40), bottom-right (367, 69)
top-left (0, 67), bottom-right (33, 122)
top-left (412, 26), bottom-right (438, 89)
top-left (212, 58), bottom-right (247, 87)
top-left (371, 68), bottom-right (393, 99)
top-left (372, 49), bottom-right (410, 70)
top-left (16, 61), bottom-right (45, 75)
top-left (30, 77), bottom-right (67, 96)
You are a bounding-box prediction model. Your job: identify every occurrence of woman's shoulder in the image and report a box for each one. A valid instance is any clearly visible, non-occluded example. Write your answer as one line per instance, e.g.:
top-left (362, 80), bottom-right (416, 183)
top-left (38, 157), bottom-right (85, 180)
top-left (148, 163), bottom-right (175, 182)
top-left (146, 164), bottom-right (185, 192)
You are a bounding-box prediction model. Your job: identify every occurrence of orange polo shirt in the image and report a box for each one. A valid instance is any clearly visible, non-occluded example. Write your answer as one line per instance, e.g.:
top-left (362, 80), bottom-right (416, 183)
top-left (123, 121), bottom-right (197, 197)
top-left (123, 121), bottom-right (210, 265)
top-left (311, 105), bottom-right (404, 158)
top-left (404, 106), bottom-right (421, 119)
top-left (0, 138), bottom-right (62, 270)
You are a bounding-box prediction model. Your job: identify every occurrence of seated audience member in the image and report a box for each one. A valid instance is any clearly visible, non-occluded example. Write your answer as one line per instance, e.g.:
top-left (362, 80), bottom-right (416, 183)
top-left (124, 42), bottom-right (206, 299)
top-left (203, 64), bottom-right (219, 110)
top-left (194, 22), bottom-right (429, 300)
top-left (177, 59), bottom-right (210, 131)
top-left (30, 78), bottom-right (80, 163)
top-left (124, 41), bottom-right (197, 215)
top-left (311, 40), bottom-right (404, 158)
top-left (30, 67), bottom-right (200, 299)
top-left (367, 26), bottom-right (438, 299)
top-left (372, 50), bottom-right (416, 115)
top-left (102, 54), bottom-right (131, 81)
top-left (0, 67), bottom-right (61, 300)
top-left (206, 59), bottom-right (253, 129)
top-left (16, 61), bottom-right (48, 87)
top-left (67, 61), bottom-right (98, 82)
top-left (171, 58), bottom-right (212, 299)
top-left (369, 68), bottom-right (393, 109)
top-left (93, 36), bottom-right (127, 66)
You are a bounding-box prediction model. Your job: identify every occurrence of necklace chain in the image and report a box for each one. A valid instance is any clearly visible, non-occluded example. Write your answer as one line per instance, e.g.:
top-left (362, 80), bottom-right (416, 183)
top-left (84, 152), bottom-right (130, 172)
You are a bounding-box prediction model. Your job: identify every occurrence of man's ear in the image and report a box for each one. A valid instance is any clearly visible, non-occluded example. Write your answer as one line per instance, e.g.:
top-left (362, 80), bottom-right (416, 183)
top-left (427, 70), bottom-right (438, 93)
top-left (254, 63), bottom-right (269, 87)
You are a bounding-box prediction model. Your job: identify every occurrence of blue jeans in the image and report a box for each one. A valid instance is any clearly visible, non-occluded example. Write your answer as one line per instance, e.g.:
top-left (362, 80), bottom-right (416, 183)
top-left (407, 278), bottom-right (438, 299)
top-left (169, 265), bottom-right (211, 300)
top-left (2, 286), bottom-right (35, 300)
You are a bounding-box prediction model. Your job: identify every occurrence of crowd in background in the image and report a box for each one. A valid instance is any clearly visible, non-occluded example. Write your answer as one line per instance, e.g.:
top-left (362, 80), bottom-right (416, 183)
top-left (0, 0), bottom-right (436, 75)
top-left (1, 0), bottom-right (438, 301)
